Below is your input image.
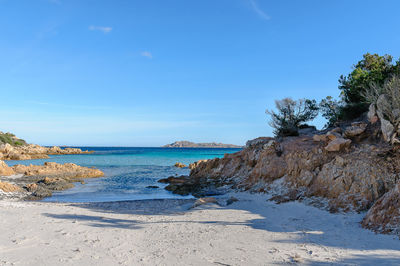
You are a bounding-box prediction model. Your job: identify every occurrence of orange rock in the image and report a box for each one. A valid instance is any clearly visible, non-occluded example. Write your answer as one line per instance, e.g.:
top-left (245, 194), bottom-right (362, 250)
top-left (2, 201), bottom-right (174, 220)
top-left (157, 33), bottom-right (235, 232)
top-left (12, 162), bottom-right (104, 179)
top-left (0, 181), bottom-right (22, 192)
top-left (174, 162), bottom-right (187, 168)
top-left (25, 183), bottom-right (38, 192)
top-left (324, 138), bottom-right (351, 152)
top-left (0, 160), bottom-right (15, 176)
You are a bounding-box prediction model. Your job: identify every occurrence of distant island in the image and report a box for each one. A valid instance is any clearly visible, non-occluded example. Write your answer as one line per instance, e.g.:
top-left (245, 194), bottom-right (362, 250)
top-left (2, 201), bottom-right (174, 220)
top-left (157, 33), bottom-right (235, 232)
top-left (162, 141), bottom-right (242, 148)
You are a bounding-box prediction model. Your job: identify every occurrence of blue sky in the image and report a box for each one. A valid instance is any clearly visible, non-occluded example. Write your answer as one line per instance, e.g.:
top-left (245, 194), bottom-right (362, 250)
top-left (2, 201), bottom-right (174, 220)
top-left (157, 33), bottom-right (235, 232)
top-left (1, 0), bottom-right (400, 146)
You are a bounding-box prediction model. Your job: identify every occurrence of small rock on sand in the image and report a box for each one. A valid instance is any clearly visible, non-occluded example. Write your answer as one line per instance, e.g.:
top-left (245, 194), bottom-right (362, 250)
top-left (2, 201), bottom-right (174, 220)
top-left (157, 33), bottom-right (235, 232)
top-left (191, 197), bottom-right (218, 208)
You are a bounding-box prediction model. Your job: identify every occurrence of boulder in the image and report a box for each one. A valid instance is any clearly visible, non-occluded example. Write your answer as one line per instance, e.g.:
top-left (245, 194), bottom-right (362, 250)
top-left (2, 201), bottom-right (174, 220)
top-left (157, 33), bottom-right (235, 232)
top-left (376, 95), bottom-right (395, 142)
top-left (48, 146), bottom-right (63, 154)
top-left (245, 137), bottom-right (274, 148)
top-left (330, 127), bottom-right (342, 134)
top-left (174, 162), bottom-right (187, 168)
top-left (262, 140), bottom-right (276, 150)
top-left (367, 104), bottom-right (379, 124)
top-left (146, 185), bottom-right (159, 189)
top-left (326, 131), bottom-right (342, 141)
top-left (0, 143), bottom-right (14, 153)
top-left (343, 122), bottom-right (368, 138)
top-left (324, 138), bottom-right (351, 152)
top-left (313, 134), bottom-right (327, 142)
top-left (0, 160), bottom-right (15, 176)
top-left (226, 196), bottom-right (239, 205)
top-left (188, 159), bottom-right (208, 170)
top-left (191, 197), bottom-right (218, 208)
top-left (362, 182), bottom-right (400, 235)
top-left (25, 183), bottom-right (38, 192)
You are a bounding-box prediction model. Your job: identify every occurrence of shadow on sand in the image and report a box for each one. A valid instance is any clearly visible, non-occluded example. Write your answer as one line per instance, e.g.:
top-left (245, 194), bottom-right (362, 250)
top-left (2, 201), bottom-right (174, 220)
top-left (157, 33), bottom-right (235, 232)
top-left (42, 197), bottom-right (400, 265)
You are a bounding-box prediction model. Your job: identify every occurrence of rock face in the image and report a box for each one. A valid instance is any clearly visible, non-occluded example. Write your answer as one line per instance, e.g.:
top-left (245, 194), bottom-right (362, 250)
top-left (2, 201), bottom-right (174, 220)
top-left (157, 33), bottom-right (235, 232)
top-left (163, 141), bottom-right (242, 148)
top-left (0, 160), bottom-right (15, 176)
top-left (161, 119), bottom-right (400, 222)
top-left (188, 159), bottom-right (208, 170)
top-left (362, 182), bottom-right (400, 235)
top-left (0, 143), bottom-right (93, 161)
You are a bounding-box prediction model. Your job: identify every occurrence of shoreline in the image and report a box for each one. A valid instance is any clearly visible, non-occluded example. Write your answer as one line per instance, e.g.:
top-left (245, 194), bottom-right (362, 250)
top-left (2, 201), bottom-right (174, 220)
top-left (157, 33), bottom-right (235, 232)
top-left (1, 192), bottom-right (400, 265)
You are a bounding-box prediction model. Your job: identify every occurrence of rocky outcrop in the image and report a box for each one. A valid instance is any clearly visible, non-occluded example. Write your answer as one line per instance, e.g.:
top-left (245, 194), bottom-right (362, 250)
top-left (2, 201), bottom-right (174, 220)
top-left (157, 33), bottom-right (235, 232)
top-left (163, 141), bottom-right (242, 148)
top-left (0, 143), bottom-right (93, 161)
top-left (188, 159), bottom-right (208, 170)
top-left (174, 162), bottom-right (187, 168)
top-left (161, 119), bottom-right (400, 217)
top-left (0, 160), bottom-right (15, 176)
top-left (12, 162), bottom-right (104, 179)
top-left (0, 181), bottom-right (22, 192)
top-left (362, 182), bottom-right (400, 235)
top-left (0, 162), bottom-right (104, 200)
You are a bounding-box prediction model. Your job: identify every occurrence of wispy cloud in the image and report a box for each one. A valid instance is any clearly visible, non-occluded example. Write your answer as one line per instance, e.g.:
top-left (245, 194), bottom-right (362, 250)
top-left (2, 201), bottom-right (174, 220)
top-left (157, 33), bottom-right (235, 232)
top-left (89, 25), bottom-right (112, 34)
top-left (140, 51), bottom-right (153, 59)
top-left (249, 0), bottom-right (270, 20)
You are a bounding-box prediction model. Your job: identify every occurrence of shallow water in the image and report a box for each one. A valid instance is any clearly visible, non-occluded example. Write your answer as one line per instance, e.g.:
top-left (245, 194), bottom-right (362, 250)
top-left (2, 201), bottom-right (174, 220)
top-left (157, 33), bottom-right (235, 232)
top-left (6, 147), bottom-right (240, 202)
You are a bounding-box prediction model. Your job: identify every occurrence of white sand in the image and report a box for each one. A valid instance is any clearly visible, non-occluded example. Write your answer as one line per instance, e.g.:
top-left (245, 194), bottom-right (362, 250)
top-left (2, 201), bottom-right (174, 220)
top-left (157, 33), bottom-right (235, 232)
top-left (1, 193), bottom-right (400, 265)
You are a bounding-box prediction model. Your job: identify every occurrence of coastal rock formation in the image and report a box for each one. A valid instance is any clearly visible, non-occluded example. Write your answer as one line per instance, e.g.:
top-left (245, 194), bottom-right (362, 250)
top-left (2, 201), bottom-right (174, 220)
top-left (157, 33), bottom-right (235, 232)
top-left (163, 141), bottom-right (242, 148)
top-left (0, 143), bottom-right (93, 161)
top-left (188, 159), bottom-right (208, 170)
top-left (0, 160), bottom-right (15, 176)
top-left (0, 161), bottom-right (104, 200)
top-left (161, 118), bottom-right (400, 222)
top-left (174, 162), bottom-right (187, 168)
top-left (0, 130), bottom-right (93, 161)
top-left (0, 181), bottom-right (22, 192)
top-left (362, 182), bottom-right (400, 235)
top-left (12, 162), bottom-right (104, 179)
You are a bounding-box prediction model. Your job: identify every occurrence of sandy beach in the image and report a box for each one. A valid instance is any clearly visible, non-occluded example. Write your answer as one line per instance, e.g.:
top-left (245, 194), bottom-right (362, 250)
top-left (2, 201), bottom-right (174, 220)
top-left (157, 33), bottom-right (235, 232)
top-left (1, 193), bottom-right (400, 266)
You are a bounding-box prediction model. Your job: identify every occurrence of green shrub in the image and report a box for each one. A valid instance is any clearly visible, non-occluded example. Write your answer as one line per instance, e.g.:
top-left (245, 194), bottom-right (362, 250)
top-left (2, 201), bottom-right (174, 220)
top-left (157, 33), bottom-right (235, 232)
top-left (0, 132), bottom-right (27, 146)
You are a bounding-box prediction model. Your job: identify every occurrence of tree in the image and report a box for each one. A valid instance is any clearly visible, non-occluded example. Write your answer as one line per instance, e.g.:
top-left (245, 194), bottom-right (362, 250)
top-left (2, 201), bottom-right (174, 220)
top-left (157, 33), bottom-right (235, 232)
top-left (266, 98), bottom-right (319, 137)
top-left (339, 53), bottom-right (396, 104)
top-left (319, 96), bottom-right (341, 128)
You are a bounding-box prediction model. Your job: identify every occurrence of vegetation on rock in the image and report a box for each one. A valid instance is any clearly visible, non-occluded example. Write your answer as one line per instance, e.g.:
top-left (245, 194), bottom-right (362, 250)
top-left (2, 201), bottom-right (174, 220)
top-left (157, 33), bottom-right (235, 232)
top-left (266, 98), bottom-right (319, 137)
top-left (0, 132), bottom-right (27, 146)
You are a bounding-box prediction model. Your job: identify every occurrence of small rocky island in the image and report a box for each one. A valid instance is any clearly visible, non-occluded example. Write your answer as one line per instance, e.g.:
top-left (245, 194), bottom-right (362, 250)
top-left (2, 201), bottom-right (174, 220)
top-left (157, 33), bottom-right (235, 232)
top-left (163, 141), bottom-right (242, 148)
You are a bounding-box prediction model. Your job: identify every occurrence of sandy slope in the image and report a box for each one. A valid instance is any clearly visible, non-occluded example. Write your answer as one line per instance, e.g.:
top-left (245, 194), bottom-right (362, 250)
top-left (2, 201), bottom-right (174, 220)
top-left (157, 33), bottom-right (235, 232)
top-left (1, 194), bottom-right (400, 266)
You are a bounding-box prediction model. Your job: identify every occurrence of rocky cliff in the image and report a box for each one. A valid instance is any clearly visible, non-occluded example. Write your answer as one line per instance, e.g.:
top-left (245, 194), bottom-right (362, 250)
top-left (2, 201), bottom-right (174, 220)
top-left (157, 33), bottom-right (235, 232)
top-left (163, 141), bottom-right (242, 148)
top-left (160, 111), bottom-right (400, 236)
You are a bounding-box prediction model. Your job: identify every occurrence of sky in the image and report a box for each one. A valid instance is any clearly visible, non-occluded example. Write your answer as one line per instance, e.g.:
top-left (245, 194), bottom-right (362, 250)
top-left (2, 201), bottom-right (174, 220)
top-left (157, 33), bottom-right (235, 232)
top-left (1, 0), bottom-right (400, 146)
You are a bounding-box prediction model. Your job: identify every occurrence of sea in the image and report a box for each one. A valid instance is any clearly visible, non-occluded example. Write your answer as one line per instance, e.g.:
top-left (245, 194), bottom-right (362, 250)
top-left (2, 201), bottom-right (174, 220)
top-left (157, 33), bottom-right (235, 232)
top-left (6, 147), bottom-right (241, 202)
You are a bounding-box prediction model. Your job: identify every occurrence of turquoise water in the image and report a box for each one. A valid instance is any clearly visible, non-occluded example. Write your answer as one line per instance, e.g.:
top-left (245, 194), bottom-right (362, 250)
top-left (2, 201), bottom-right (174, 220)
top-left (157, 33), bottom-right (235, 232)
top-left (6, 147), bottom-right (240, 202)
